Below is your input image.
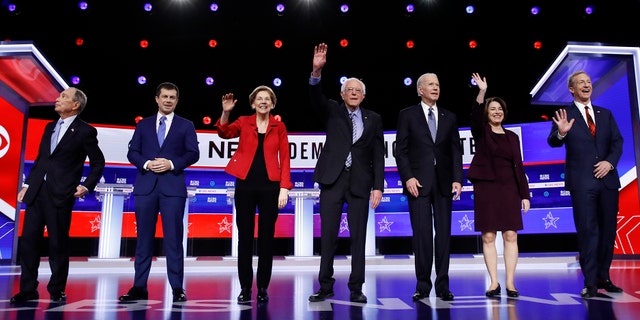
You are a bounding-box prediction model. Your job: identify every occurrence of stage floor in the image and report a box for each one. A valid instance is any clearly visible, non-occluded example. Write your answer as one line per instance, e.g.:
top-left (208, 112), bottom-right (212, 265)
top-left (1, 253), bottom-right (639, 320)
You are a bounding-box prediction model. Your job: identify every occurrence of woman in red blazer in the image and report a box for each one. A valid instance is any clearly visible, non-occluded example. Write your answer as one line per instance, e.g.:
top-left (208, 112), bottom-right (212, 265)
top-left (467, 73), bottom-right (530, 298)
top-left (215, 85), bottom-right (293, 304)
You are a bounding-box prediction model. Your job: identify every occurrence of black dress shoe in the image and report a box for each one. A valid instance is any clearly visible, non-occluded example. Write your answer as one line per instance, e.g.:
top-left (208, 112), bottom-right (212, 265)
top-left (412, 291), bottom-right (428, 301)
top-left (257, 288), bottom-right (269, 303)
top-left (506, 288), bottom-right (519, 297)
top-left (119, 287), bottom-right (149, 301)
top-left (485, 284), bottom-right (501, 297)
top-left (50, 291), bottom-right (67, 302)
top-left (597, 280), bottom-right (623, 293)
top-left (581, 286), bottom-right (598, 298)
top-left (308, 289), bottom-right (334, 302)
top-left (350, 291), bottom-right (367, 303)
top-left (237, 288), bottom-right (251, 303)
top-left (436, 290), bottom-right (454, 301)
top-left (10, 291), bottom-right (39, 304)
top-left (172, 288), bottom-right (187, 302)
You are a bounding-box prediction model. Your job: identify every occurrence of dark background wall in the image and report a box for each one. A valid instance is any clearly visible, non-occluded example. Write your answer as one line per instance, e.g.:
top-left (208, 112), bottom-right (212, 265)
top-left (2, 0), bottom-right (639, 132)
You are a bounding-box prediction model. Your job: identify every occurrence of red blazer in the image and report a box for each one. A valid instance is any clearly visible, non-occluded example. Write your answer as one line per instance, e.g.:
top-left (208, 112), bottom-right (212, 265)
top-left (216, 113), bottom-right (293, 190)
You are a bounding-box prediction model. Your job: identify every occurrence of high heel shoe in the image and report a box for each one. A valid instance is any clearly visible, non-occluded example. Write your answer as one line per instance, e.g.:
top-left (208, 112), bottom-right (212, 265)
top-left (485, 283), bottom-right (501, 297)
top-left (506, 288), bottom-right (519, 297)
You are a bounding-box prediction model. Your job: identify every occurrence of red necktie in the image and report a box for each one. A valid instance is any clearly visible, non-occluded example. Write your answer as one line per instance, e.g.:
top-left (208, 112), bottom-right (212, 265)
top-left (585, 106), bottom-right (596, 136)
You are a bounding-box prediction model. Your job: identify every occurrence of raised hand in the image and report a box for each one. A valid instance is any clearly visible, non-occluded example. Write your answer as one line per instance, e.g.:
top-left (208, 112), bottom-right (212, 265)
top-left (551, 108), bottom-right (575, 136)
top-left (312, 43), bottom-right (328, 76)
top-left (222, 93), bottom-right (237, 112)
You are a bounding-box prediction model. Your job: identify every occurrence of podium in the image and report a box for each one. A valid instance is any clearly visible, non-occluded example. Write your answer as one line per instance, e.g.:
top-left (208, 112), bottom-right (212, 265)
top-left (289, 189), bottom-right (320, 257)
top-left (92, 183), bottom-right (133, 259)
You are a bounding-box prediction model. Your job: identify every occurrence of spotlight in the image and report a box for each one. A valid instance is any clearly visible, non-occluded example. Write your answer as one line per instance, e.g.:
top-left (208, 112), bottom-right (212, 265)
top-left (203, 116), bottom-right (212, 125)
top-left (135, 116), bottom-right (143, 124)
top-left (340, 39), bottom-right (349, 47)
top-left (406, 40), bottom-right (415, 49)
top-left (469, 40), bottom-right (477, 49)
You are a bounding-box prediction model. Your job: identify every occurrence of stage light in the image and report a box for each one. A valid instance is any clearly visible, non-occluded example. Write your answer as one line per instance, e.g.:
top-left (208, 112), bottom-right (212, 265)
top-left (406, 40), bottom-right (415, 49)
top-left (470, 78), bottom-right (477, 86)
top-left (276, 3), bottom-right (285, 13)
top-left (531, 6), bottom-right (540, 15)
top-left (274, 115), bottom-right (282, 122)
top-left (540, 114), bottom-right (549, 121)
top-left (340, 39), bottom-right (348, 48)
top-left (406, 4), bottom-right (414, 13)
top-left (144, 3), bottom-right (152, 12)
top-left (210, 3), bottom-right (219, 12)
top-left (469, 40), bottom-right (477, 49)
top-left (533, 41), bottom-right (542, 49)
top-left (465, 5), bottom-right (475, 14)
top-left (135, 116), bottom-right (143, 124)
top-left (8, 4), bottom-right (16, 12)
top-left (75, 38), bottom-right (84, 46)
top-left (205, 77), bottom-right (214, 86)
top-left (137, 76), bottom-right (147, 85)
top-left (274, 40), bottom-right (283, 48)
top-left (208, 39), bottom-right (218, 48)
top-left (340, 4), bottom-right (349, 13)
top-left (585, 6), bottom-right (595, 15)
top-left (202, 116), bottom-right (212, 125)
top-left (140, 40), bottom-right (149, 48)
top-left (71, 76), bottom-right (80, 85)
top-left (273, 78), bottom-right (282, 87)
top-left (403, 77), bottom-right (413, 86)
top-left (78, 1), bottom-right (88, 11)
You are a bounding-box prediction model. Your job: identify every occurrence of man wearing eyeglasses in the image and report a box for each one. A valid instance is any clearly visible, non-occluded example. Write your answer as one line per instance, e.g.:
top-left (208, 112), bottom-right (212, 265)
top-left (307, 43), bottom-right (385, 304)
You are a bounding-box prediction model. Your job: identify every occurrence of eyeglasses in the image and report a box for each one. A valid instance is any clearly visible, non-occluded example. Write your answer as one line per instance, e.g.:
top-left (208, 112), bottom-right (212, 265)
top-left (344, 87), bottom-right (363, 93)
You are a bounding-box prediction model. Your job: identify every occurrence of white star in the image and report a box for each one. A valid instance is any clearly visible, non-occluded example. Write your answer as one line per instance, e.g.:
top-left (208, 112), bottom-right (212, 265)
top-left (90, 216), bottom-right (101, 233)
top-left (543, 212), bottom-right (560, 229)
top-left (339, 216), bottom-right (350, 233)
top-left (458, 214), bottom-right (474, 231)
top-left (218, 217), bottom-right (233, 234)
top-left (378, 216), bottom-right (394, 232)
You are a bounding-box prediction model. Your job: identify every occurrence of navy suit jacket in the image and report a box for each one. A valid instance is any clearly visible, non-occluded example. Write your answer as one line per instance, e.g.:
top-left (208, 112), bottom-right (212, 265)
top-left (309, 82), bottom-right (385, 198)
top-left (395, 103), bottom-right (463, 196)
top-left (127, 114), bottom-right (199, 197)
top-left (547, 103), bottom-right (622, 191)
top-left (23, 117), bottom-right (105, 207)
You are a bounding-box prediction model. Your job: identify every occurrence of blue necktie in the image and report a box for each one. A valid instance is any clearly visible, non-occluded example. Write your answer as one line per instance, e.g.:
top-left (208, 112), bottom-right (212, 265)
top-left (428, 107), bottom-right (436, 141)
top-left (158, 116), bottom-right (166, 146)
top-left (50, 120), bottom-right (64, 153)
top-left (345, 113), bottom-right (357, 167)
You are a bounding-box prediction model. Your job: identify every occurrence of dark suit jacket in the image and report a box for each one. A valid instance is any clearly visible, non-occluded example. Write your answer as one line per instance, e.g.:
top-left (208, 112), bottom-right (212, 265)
top-left (309, 82), bottom-right (385, 197)
top-left (466, 101), bottom-right (530, 200)
top-left (395, 103), bottom-right (463, 196)
top-left (127, 114), bottom-right (200, 197)
top-left (547, 103), bottom-right (622, 191)
top-left (23, 117), bottom-right (105, 207)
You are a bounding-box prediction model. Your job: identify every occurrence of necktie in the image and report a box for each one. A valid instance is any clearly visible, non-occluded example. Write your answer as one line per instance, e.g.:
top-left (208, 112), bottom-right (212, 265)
top-left (158, 116), bottom-right (167, 146)
top-left (585, 106), bottom-right (596, 136)
top-left (50, 120), bottom-right (64, 153)
top-left (428, 107), bottom-right (437, 141)
top-left (345, 113), bottom-right (357, 167)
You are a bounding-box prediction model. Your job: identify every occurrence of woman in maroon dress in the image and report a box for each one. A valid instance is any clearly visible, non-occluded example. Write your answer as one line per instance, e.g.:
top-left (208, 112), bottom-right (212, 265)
top-left (466, 73), bottom-right (531, 298)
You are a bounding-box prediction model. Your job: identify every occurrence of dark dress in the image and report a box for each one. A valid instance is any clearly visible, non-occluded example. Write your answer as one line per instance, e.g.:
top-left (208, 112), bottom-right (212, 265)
top-left (472, 132), bottom-right (524, 232)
